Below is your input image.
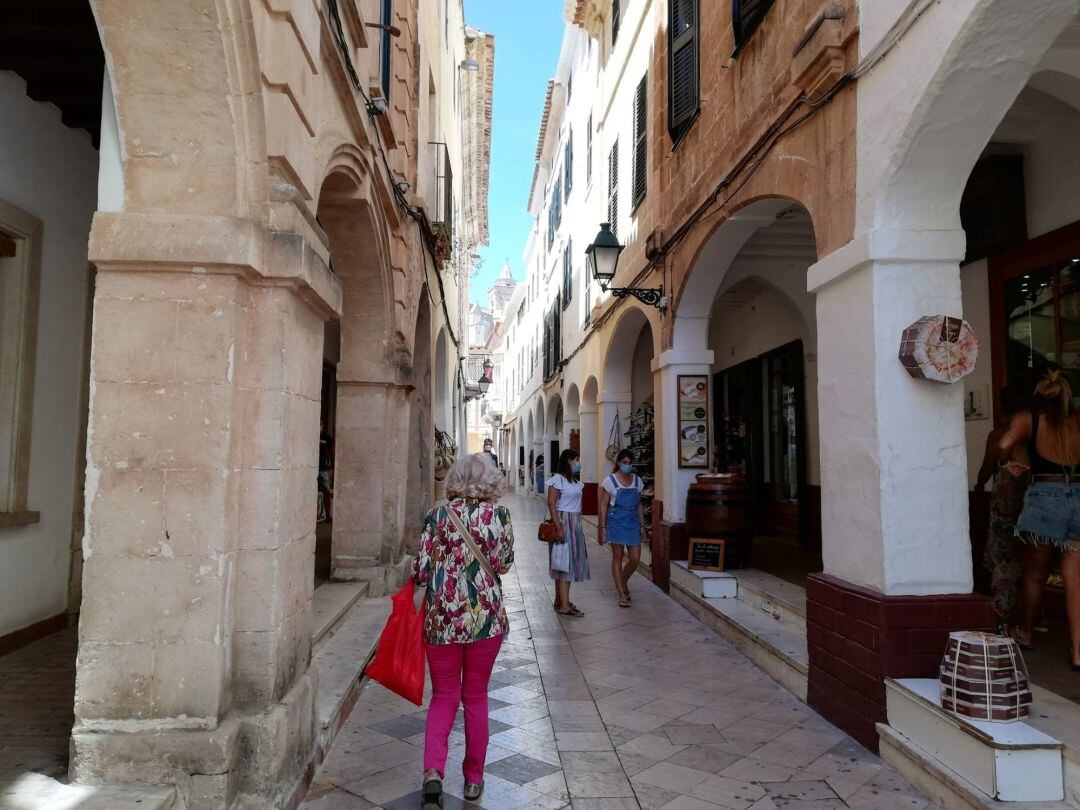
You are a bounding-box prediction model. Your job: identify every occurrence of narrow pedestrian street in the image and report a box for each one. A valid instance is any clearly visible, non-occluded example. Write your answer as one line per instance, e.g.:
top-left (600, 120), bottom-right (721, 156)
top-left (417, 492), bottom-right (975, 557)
top-left (302, 492), bottom-right (934, 810)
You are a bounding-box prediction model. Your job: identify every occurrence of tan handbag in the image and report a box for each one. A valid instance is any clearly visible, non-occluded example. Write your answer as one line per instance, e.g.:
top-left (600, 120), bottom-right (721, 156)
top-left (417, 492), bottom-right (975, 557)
top-left (537, 520), bottom-right (559, 543)
top-left (445, 507), bottom-right (500, 583)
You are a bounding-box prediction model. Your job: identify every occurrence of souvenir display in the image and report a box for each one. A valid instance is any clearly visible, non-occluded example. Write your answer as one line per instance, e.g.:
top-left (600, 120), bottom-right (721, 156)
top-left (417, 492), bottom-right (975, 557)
top-left (939, 631), bottom-right (1032, 722)
top-left (899, 315), bottom-right (980, 384)
top-left (677, 375), bottom-right (710, 468)
top-left (625, 404), bottom-right (655, 539)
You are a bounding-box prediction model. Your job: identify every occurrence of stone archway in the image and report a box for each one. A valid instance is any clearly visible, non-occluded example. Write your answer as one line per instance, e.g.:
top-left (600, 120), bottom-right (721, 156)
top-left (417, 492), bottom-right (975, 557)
top-left (546, 393), bottom-right (564, 470)
top-left (316, 169), bottom-right (402, 586)
top-left (433, 328), bottom-right (451, 435)
top-left (860, 0), bottom-right (1080, 235)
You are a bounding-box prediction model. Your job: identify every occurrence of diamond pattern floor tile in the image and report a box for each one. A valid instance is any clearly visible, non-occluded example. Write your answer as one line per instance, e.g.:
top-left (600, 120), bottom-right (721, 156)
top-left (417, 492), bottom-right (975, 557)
top-left (299, 493), bottom-right (933, 810)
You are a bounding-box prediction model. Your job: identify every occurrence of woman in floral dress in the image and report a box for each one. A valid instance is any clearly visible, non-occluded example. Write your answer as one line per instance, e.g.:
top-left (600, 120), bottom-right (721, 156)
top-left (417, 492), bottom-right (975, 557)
top-left (413, 454), bottom-right (515, 808)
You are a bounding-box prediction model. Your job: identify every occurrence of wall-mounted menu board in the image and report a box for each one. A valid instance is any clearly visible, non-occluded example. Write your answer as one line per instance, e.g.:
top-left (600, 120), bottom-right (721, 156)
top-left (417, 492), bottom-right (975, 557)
top-left (677, 375), bottom-right (710, 468)
top-left (689, 538), bottom-right (725, 572)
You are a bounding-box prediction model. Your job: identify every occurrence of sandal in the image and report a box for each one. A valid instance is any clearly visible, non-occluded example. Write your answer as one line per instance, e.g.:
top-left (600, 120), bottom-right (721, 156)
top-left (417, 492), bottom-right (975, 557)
top-left (464, 781), bottom-right (484, 801)
top-left (422, 770), bottom-right (443, 809)
top-left (618, 597), bottom-right (631, 608)
top-left (1009, 627), bottom-right (1035, 651)
top-left (558, 606), bottom-right (585, 617)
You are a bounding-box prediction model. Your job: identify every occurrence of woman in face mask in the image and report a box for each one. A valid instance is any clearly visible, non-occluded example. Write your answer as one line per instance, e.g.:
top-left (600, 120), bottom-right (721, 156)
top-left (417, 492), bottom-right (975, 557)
top-left (597, 449), bottom-right (645, 608)
top-left (546, 449), bottom-right (590, 616)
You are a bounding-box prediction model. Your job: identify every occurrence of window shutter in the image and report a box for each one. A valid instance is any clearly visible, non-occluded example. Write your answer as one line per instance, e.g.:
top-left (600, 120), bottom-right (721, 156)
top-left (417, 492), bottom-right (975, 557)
top-left (562, 239), bottom-right (573, 306)
top-left (586, 114), bottom-right (593, 183)
top-left (632, 75), bottom-right (648, 208)
top-left (608, 140), bottom-right (619, 240)
top-left (583, 265), bottom-right (592, 326)
top-left (565, 130), bottom-right (573, 197)
top-left (669, 0), bottom-right (699, 138)
top-left (733, 0), bottom-right (776, 54)
top-left (612, 0), bottom-right (621, 46)
top-left (380, 0), bottom-right (393, 100)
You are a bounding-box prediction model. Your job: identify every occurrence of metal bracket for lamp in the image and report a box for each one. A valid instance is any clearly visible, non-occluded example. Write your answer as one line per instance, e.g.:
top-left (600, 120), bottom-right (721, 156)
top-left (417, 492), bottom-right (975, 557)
top-left (603, 283), bottom-right (667, 310)
top-left (587, 222), bottom-right (667, 311)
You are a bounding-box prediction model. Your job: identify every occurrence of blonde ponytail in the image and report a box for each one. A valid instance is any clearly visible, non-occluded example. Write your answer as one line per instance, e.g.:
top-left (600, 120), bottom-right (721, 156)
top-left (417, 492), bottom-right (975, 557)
top-left (1036, 368), bottom-right (1072, 428)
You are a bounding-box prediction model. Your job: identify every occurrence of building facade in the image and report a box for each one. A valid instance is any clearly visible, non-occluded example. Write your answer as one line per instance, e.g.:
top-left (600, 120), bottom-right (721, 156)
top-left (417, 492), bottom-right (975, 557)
top-left (464, 262), bottom-right (517, 455)
top-left (498, 0), bottom-right (1080, 794)
top-left (0, 0), bottom-right (490, 807)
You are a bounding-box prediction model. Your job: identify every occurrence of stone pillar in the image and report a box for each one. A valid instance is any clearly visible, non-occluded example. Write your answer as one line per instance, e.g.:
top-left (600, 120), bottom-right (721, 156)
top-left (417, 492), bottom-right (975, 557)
top-left (578, 404), bottom-right (599, 515)
top-left (805, 230), bottom-right (994, 750)
top-left (73, 215), bottom-right (338, 808)
top-left (651, 351), bottom-right (713, 591)
top-left (332, 381), bottom-right (411, 593)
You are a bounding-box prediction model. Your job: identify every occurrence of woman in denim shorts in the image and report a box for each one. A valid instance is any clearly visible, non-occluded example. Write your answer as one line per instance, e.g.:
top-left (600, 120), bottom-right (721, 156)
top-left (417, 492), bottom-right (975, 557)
top-left (1000, 367), bottom-right (1080, 670)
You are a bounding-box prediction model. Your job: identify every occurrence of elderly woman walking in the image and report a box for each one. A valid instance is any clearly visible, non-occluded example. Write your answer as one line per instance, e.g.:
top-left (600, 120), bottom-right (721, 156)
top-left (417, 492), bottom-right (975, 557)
top-left (413, 454), bottom-right (515, 808)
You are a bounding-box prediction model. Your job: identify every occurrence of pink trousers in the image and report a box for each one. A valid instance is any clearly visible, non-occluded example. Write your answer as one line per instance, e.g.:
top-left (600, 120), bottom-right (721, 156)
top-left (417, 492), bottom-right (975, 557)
top-left (423, 635), bottom-right (503, 782)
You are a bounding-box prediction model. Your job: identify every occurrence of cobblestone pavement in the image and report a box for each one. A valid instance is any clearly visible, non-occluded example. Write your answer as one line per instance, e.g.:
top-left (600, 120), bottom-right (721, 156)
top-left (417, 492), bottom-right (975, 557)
top-left (303, 492), bottom-right (935, 810)
top-left (0, 627), bottom-right (76, 791)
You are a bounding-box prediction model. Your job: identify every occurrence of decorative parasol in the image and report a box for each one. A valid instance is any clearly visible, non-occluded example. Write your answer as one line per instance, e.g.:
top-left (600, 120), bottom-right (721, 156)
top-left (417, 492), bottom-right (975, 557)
top-left (898, 315), bottom-right (980, 384)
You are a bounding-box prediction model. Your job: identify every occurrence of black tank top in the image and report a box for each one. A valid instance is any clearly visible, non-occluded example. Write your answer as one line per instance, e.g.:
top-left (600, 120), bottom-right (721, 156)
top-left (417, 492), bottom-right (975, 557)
top-left (1029, 411), bottom-right (1076, 476)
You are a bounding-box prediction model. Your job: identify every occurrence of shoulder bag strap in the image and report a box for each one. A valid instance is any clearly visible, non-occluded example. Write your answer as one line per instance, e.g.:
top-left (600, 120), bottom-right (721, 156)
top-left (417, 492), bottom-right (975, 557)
top-left (446, 505), bottom-right (499, 583)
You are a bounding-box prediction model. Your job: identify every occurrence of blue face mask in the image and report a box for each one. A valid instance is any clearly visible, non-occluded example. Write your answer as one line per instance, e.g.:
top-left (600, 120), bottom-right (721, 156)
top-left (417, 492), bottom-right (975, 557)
top-left (572, 461), bottom-right (581, 474)
top-left (619, 463), bottom-right (633, 474)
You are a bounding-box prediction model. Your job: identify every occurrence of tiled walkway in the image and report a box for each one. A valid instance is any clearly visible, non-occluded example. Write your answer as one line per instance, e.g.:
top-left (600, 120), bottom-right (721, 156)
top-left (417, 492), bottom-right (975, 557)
top-left (302, 492), bottom-right (935, 810)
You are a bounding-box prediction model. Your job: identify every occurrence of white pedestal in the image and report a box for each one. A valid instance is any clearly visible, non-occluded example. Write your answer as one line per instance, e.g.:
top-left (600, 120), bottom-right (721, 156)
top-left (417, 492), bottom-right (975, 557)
top-left (885, 678), bottom-right (1064, 802)
top-left (671, 561), bottom-right (738, 598)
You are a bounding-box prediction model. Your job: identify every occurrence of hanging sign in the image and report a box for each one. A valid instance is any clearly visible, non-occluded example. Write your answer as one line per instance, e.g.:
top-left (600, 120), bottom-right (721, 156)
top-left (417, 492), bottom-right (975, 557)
top-left (677, 375), bottom-right (710, 468)
top-left (898, 315), bottom-right (980, 384)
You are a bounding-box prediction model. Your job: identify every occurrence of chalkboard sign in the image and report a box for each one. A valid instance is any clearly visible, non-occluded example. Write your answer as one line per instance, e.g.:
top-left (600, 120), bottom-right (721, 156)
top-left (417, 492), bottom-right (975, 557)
top-left (688, 538), bottom-right (725, 572)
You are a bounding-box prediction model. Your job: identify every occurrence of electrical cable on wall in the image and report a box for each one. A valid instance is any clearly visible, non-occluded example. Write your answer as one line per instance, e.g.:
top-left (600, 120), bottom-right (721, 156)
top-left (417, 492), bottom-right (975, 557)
top-left (325, 0), bottom-right (461, 350)
top-left (547, 0), bottom-right (941, 378)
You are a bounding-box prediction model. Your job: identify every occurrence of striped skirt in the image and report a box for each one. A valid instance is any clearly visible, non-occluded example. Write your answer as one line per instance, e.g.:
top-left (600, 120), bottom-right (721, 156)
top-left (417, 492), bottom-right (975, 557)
top-left (550, 510), bottom-right (590, 583)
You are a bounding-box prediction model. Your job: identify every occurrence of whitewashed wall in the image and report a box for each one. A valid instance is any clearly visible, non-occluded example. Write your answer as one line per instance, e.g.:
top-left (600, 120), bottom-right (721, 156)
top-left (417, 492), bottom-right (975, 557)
top-left (0, 72), bottom-right (98, 637)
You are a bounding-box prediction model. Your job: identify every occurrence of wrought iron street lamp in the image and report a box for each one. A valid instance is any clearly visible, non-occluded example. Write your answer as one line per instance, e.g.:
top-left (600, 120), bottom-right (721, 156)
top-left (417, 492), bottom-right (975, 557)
top-left (477, 359), bottom-right (493, 396)
top-left (586, 222), bottom-right (666, 309)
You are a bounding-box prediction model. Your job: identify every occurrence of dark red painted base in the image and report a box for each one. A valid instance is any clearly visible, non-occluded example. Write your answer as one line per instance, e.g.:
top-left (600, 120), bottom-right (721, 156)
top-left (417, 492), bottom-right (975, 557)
top-left (806, 573), bottom-right (996, 751)
top-left (649, 500), bottom-right (673, 593)
top-left (0, 612), bottom-right (69, 657)
top-left (582, 482), bottom-right (598, 516)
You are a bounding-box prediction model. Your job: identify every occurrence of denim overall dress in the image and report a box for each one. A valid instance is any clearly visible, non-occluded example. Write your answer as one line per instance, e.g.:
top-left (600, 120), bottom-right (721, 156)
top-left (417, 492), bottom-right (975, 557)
top-left (606, 474), bottom-right (642, 547)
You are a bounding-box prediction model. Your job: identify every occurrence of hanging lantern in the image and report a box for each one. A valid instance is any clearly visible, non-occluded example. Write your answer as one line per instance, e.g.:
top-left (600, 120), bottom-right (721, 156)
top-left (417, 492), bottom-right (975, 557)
top-left (898, 315), bottom-right (980, 384)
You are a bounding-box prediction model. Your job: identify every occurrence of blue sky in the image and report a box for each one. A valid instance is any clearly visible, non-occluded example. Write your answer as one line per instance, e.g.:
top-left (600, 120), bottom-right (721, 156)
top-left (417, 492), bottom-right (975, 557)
top-left (465, 1), bottom-right (564, 304)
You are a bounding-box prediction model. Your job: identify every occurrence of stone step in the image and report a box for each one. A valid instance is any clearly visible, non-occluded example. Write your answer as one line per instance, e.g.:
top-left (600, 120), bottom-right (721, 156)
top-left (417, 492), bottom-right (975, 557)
top-left (0, 773), bottom-right (177, 809)
top-left (732, 568), bottom-right (807, 629)
top-left (312, 581), bottom-right (369, 650)
top-left (1026, 685), bottom-right (1080, 808)
top-left (671, 560), bottom-right (738, 598)
top-left (311, 595), bottom-right (391, 752)
top-left (882, 678), bottom-right (1068, 806)
top-left (669, 574), bottom-right (809, 701)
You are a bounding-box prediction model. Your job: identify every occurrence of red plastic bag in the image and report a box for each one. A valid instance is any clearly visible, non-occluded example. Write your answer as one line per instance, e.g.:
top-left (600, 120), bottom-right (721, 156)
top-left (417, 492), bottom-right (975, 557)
top-left (365, 579), bottom-right (425, 705)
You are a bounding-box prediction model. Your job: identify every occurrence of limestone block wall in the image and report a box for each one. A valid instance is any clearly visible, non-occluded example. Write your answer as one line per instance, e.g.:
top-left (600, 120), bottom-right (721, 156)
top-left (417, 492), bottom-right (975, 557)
top-left (655, 0), bottom-right (859, 330)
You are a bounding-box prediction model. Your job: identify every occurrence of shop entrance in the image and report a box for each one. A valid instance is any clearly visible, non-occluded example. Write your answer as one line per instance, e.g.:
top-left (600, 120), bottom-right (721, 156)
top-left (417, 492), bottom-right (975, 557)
top-left (975, 220), bottom-right (1080, 703)
top-left (713, 341), bottom-right (818, 582)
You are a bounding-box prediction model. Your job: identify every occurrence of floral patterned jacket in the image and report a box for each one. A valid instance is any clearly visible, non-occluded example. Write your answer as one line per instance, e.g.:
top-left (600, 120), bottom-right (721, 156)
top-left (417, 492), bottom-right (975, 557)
top-left (413, 498), bottom-right (515, 645)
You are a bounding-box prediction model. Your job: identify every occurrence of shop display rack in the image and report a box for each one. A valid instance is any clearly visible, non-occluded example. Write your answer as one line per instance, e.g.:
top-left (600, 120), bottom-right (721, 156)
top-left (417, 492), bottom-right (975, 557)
top-left (625, 404), bottom-right (655, 539)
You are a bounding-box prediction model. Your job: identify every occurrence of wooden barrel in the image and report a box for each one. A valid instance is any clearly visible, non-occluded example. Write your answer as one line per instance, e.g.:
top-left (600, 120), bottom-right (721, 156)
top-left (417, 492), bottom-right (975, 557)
top-left (685, 478), bottom-right (753, 569)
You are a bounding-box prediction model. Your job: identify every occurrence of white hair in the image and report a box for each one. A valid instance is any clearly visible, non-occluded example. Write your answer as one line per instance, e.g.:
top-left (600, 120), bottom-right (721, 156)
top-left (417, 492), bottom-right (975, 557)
top-left (445, 453), bottom-right (505, 501)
